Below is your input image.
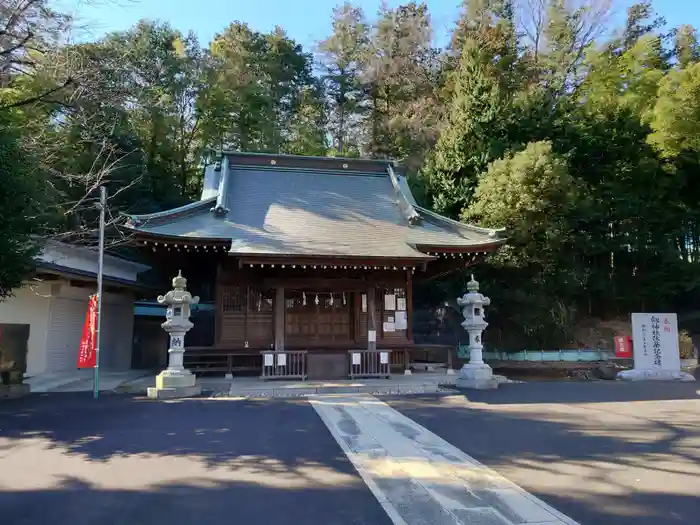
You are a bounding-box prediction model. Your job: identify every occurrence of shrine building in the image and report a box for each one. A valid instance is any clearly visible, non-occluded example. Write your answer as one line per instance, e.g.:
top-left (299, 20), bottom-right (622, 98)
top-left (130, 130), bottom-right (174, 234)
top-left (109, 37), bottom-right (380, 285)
top-left (123, 152), bottom-right (505, 379)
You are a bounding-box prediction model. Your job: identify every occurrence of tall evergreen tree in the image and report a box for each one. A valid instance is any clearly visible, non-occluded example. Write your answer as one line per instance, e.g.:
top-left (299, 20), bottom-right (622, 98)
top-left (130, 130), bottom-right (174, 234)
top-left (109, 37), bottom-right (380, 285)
top-left (0, 112), bottom-right (44, 297)
top-left (317, 2), bottom-right (369, 156)
top-left (362, 2), bottom-right (440, 166)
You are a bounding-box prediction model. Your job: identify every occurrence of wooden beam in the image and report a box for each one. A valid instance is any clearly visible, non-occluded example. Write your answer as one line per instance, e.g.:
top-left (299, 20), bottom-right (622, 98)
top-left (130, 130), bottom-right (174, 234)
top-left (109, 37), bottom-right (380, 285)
top-left (415, 243), bottom-right (503, 254)
top-left (406, 269), bottom-right (413, 343)
top-left (260, 276), bottom-right (404, 289)
top-left (274, 287), bottom-right (285, 351)
top-left (415, 254), bottom-right (481, 281)
top-left (237, 255), bottom-right (428, 268)
top-left (367, 287), bottom-right (377, 351)
top-left (215, 263), bottom-right (222, 346)
top-left (244, 285), bottom-right (249, 344)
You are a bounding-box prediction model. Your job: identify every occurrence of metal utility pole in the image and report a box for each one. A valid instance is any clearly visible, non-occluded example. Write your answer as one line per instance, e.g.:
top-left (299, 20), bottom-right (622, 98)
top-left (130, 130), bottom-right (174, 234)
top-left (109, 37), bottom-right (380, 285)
top-left (94, 186), bottom-right (107, 400)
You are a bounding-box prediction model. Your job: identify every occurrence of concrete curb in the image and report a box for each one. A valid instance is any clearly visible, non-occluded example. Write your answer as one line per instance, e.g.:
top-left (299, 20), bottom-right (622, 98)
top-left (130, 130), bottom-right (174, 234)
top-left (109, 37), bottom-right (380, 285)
top-left (0, 384), bottom-right (31, 400)
top-left (212, 382), bottom-right (459, 399)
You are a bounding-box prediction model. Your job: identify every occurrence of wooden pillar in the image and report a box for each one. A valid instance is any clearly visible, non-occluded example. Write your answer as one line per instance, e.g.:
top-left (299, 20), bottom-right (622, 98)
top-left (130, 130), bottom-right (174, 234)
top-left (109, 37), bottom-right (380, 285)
top-left (406, 269), bottom-right (413, 342)
top-left (274, 286), bottom-right (285, 351)
top-left (367, 286), bottom-right (377, 351)
top-left (215, 263), bottom-right (222, 346)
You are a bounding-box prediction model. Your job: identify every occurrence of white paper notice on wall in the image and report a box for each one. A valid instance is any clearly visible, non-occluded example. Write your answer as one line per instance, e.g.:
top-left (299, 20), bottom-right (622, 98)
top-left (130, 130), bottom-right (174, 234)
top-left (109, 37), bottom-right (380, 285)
top-left (368, 330), bottom-right (377, 342)
top-left (352, 352), bottom-right (361, 365)
top-left (387, 316), bottom-right (394, 323)
top-left (397, 298), bottom-right (407, 311)
top-left (385, 294), bottom-right (396, 311)
top-left (383, 322), bottom-right (395, 332)
top-left (276, 353), bottom-right (287, 367)
top-left (264, 354), bottom-right (274, 367)
top-left (380, 352), bottom-right (389, 364)
top-left (362, 294), bottom-right (367, 313)
top-left (395, 311), bottom-right (407, 330)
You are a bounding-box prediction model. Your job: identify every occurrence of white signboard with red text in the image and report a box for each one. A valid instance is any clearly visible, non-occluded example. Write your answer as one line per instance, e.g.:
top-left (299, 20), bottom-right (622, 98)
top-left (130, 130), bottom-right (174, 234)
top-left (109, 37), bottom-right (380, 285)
top-left (631, 313), bottom-right (680, 372)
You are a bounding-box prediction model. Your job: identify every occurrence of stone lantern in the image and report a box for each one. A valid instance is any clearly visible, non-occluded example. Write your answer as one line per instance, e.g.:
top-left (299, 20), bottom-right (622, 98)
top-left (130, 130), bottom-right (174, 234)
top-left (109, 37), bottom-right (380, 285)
top-left (455, 275), bottom-right (498, 389)
top-left (147, 271), bottom-right (202, 399)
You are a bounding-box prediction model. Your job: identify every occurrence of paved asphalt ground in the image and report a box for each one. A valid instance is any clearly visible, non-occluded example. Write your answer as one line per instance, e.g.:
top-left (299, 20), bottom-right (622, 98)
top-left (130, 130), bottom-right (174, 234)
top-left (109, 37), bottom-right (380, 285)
top-left (387, 382), bottom-right (700, 525)
top-left (1, 381), bottom-right (699, 525)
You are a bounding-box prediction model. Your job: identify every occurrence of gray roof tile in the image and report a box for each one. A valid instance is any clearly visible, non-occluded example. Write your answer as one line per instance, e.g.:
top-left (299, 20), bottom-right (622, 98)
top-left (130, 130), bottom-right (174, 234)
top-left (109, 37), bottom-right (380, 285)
top-left (126, 156), bottom-right (505, 260)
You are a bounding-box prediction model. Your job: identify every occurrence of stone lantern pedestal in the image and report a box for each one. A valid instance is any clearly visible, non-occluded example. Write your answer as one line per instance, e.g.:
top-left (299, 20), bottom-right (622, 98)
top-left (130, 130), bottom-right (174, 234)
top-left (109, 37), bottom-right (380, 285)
top-left (456, 275), bottom-right (498, 390)
top-left (147, 271), bottom-right (203, 399)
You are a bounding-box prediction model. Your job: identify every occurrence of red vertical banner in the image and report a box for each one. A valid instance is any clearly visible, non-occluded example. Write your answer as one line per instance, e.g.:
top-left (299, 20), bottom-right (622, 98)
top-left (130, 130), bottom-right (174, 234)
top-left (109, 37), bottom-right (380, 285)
top-left (77, 295), bottom-right (98, 368)
top-left (614, 335), bottom-right (633, 358)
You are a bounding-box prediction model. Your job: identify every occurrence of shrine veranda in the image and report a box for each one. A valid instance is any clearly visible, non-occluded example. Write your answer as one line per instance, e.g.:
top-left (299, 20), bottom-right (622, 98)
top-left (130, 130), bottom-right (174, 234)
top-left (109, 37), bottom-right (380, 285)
top-left (124, 152), bottom-right (506, 379)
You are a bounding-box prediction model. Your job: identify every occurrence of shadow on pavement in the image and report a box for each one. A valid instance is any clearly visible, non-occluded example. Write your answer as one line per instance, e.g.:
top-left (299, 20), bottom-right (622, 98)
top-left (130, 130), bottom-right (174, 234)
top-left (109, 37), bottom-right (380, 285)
top-left (389, 382), bottom-right (700, 525)
top-left (454, 379), bottom-right (700, 405)
top-left (0, 393), bottom-right (392, 525)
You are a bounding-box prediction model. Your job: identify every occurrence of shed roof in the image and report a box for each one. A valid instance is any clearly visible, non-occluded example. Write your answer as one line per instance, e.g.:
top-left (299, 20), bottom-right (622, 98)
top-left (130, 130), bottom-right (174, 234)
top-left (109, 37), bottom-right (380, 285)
top-left (124, 152), bottom-right (505, 261)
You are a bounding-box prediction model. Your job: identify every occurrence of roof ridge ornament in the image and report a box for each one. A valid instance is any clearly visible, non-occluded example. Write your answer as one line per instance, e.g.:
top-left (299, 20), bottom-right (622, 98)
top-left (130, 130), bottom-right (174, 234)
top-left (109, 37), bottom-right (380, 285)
top-left (387, 164), bottom-right (422, 226)
top-left (210, 152), bottom-right (230, 216)
top-left (213, 148), bottom-right (223, 172)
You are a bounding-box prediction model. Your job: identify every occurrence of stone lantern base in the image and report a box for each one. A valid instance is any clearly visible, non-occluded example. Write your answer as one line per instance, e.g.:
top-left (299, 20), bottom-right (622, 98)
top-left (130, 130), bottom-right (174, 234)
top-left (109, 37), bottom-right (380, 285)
top-left (147, 369), bottom-right (202, 399)
top-left (456, 363), bottom-right (499, 390)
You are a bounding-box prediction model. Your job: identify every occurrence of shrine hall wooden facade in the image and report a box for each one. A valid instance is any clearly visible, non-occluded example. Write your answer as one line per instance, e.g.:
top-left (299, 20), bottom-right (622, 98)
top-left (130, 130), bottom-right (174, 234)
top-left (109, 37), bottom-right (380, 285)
top-left (124, 152), bottom-right (505, 378)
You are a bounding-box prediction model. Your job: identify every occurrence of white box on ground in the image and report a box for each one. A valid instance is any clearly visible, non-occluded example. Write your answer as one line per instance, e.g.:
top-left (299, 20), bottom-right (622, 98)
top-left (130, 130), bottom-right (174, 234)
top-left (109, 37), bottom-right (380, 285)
top-left (619, 313), bottom-right (694, 381)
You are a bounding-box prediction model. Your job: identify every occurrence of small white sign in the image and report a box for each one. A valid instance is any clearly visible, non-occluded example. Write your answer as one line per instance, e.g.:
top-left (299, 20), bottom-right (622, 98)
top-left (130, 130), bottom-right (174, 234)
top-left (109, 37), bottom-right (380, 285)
top-left (387, 315), bottom-right (394, 323)
top-left (395, 311), bottom-right (407, 330)
top-left (368, 330), bottom-right (376, 342)
top-left (352, 352), bottom-right (361, 365)
top-left (631, 313), bottom-right (681, 371)
top-left (263, 354), bottom-right (274, 367)
top-left (170, 335), bottom-right (184, 349)
top-left (383, 322), bottom-right (395, 332)
top-left (380, 352), bottom-right (389, 364)
top-left (276, 353), bottom-right (287, 367)
top-left (361, 294), bottom-right (367, 313)
top-left (384, 294), bottom-right (396, 311)
top-left (397, 298), bottom-right (407, 311)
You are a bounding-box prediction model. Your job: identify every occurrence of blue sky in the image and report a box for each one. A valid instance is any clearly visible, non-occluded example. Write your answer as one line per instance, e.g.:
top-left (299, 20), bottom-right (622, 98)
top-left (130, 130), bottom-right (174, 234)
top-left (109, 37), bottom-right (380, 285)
top-left (58, 0), bottom-right (700, 50)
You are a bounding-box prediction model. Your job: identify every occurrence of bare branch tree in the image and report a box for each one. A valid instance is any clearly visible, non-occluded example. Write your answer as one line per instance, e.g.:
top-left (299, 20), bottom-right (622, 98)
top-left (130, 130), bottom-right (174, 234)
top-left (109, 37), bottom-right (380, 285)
top-left (516, 0), bottom-right (617, 58)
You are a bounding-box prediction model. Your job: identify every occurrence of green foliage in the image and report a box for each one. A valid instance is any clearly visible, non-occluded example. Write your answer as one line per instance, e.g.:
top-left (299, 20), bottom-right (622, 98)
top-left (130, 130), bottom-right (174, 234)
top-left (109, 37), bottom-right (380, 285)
top-left (647, 63), bottom-right (700, 157)
top-left (463, 142), bottom-right (584, 345)
top-left (421, 35), bottom-right (516, 217)
top-left (317, 2), bottom-right (369, 155)
top-left (416, 0), bottom-right (700, 347)
top-left (0, 113), bottom-right (44, 298)
top-left (5, 0), bottom-right (700, 347)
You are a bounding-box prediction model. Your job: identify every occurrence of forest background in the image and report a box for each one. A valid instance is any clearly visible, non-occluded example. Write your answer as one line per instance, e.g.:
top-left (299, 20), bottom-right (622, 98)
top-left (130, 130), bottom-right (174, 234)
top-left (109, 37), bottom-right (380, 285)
top-left (2, 0), bottom-right (700, 349)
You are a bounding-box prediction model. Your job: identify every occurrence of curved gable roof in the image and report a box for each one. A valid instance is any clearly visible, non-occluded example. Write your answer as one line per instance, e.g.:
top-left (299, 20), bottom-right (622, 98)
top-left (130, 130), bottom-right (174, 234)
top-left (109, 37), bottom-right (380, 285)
top-left (124, 153), bottom-right (505, 260)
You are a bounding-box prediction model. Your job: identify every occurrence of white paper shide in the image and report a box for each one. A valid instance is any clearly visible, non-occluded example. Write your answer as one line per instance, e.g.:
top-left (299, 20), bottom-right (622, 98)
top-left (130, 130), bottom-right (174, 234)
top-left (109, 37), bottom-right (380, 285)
top-left (617, 313), bottom-right (694, 381)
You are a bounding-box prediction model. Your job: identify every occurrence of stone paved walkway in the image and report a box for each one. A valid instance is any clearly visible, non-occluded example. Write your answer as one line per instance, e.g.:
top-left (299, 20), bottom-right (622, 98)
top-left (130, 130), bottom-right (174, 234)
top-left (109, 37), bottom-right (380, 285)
top-left (311, 394), bottom-right (578, 525)
top-left (117, 372), bottom-right (466, 398)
